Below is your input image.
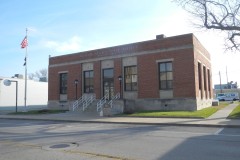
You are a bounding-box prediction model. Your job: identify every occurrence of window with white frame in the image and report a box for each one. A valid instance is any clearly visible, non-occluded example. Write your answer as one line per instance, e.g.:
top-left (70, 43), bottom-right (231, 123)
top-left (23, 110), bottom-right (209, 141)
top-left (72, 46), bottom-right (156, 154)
top-left (59, 73), bottom-right (68, 94)
top-left (124, 66), bottom-right (137, 91)
top-left (84, 70), bottom-right (94, 93)
top-left (159, 62), bottom-right (173, 90)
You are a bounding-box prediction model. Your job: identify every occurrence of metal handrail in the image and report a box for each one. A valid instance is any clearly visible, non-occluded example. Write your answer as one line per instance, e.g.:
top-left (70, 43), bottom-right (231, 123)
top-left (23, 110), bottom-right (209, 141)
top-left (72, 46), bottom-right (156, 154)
top-left (72, 94), bottom-right (88, 111)
top-left (82, 94), bottom-right (96, 111)
top-left (72, 95), bottom-right (85, 111)
top-left (108, 93), bottom-right (120, 108)
top-left (97, 93), bottom-right (109, 112)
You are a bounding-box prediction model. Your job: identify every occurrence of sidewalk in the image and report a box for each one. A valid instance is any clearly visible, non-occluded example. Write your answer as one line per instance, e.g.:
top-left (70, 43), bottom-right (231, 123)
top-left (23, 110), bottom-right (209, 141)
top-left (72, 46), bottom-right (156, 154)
top-left (0, 103), bottom-right (239, 128)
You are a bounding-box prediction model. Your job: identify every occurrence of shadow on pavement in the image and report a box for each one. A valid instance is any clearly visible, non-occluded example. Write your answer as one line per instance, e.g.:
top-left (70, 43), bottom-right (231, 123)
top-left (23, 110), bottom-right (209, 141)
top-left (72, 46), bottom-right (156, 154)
top-left (158, 133), bottom-right (240, 160)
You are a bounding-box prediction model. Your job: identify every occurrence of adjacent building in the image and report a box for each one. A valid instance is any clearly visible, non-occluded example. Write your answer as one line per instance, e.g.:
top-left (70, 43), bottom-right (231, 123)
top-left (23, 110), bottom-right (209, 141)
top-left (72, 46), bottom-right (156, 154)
top-left (0, 76), bottom-right (48, 108)
top-left (48, 33), bottom-right (213, 111)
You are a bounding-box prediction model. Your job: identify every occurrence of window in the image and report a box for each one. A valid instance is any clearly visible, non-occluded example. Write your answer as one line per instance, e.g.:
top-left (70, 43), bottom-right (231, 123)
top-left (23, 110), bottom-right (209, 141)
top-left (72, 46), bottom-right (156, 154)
top-left (84, 70), bottom-right (94, 93)
top-left (198, 62), bottom-right (203, 99)
top-left (203, 66), bottom-right (207, 91)
top-left (207, 69), bottom-right (211, 98)
top-left (198, 62), bottom-right (202, 90)
top-left (203, 66), bottom-right (207, 98)
top-left (159, 62), bottom-right (173, 90)
top-left (124, 66), bottom-right (137, 91)
top-left (103, 68), bottom-right (114, 80)
top-left (59, 73), bottom-right (68, 94)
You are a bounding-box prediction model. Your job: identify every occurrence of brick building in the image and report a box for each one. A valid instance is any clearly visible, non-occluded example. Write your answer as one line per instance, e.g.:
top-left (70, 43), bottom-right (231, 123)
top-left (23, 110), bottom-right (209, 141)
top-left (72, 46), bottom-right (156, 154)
top-left (48, 33), bottom-right (213, 112)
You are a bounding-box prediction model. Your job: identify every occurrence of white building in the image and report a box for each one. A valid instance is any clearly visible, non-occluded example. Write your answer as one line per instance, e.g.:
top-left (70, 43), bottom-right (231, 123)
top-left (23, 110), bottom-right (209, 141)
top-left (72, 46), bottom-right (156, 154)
top-left (0, 77), bottom-right (48, 108)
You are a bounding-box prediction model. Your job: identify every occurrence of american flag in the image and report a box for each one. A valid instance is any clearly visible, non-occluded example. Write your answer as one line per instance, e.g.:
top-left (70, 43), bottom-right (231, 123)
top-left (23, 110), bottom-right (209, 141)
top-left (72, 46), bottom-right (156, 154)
top-left (21, 36), bottom-right (28, 48)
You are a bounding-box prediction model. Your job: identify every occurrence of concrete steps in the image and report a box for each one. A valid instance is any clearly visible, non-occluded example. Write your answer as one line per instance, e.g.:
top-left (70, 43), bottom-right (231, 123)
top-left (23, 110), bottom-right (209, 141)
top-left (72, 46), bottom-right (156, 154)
top-left (72, 100), bottom-right (99, 116)
top-left (72, 99), bottom-right (124, 116)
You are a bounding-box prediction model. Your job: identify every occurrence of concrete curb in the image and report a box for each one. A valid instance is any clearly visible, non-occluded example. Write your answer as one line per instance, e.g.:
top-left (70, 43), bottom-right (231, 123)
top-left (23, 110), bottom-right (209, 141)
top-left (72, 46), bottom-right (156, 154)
top-left (1, 103), bottom-right (240, 128)
top-left (1, 116), bottom-right (240, 128)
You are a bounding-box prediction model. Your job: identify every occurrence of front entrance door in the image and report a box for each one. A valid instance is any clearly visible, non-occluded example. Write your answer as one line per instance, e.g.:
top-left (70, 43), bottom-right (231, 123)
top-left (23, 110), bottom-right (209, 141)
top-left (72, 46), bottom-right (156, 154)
top-left (103, 68), bottom-right (114, 100)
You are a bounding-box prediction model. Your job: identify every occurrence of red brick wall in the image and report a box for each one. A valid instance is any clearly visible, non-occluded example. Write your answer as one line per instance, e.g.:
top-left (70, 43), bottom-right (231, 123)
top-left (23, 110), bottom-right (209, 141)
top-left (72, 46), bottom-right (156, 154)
top-left (94, 61), bottom-right (101, 99)
top-left (49, 33), bottom-right (212, 102)
top-left (137, 48), bottom-right (196, 98)
top-left (193, 36), bottom-right (213, 99)
top-left (114, 58), bottom-right (122, 95)
top-left (138, 54), bottom-right (159, 98)
top-left (49, 34), bottom-right (194, 65)
top-left (67, 64), bottom-right (82, 100)
top-left (48, 64), bottom-right (82, 101)
top-left (173, 49), bottom-right (196, 98)
top-left (48, 65), bottom-right (66, 100)
top-left (48, 66), bottom-right (61, 100)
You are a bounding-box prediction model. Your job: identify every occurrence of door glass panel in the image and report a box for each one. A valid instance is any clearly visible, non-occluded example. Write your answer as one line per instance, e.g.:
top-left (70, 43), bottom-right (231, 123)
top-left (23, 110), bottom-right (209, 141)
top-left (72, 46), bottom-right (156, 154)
top-left (103, 68), bottom-right (114, 99)
top-left (110, 81), bottom-right (114, 99)
top-left (104, 81), bottom-right (110, 99)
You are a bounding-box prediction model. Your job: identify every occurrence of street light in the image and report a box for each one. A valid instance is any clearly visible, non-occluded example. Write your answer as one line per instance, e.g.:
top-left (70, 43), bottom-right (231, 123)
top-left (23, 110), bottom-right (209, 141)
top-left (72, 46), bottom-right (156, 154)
top-left (3, 79), bottom-right (18, 112)
top-left (74, 79), bottom-right (79, 100)
top-left (118, 75), bottom-right (122, 99)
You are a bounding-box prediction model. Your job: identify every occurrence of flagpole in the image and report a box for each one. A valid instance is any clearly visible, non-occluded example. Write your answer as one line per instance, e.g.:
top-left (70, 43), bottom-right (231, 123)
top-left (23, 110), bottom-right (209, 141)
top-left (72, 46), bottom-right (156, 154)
top-left (24, 28), bottom-right (28, 111)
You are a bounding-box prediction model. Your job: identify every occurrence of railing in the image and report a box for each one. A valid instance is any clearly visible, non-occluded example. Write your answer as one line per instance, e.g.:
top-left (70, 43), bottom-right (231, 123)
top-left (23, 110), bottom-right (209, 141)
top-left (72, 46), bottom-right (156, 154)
top-left (72, 95), bottom-right (88, 111)
top-left (82, 94), bottom-right (96, 111)
top-left (108, 92), bottom-right (120, 108)
top-left (97, 93), bottom-right (109, 112)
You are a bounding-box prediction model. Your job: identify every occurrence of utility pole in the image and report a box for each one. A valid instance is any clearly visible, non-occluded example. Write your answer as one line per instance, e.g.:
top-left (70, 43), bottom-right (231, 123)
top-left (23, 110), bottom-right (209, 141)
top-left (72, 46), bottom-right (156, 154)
top-left (226, 66), bottom-right (229, 88)
top-left (219, 71), bottom-right (222, 93)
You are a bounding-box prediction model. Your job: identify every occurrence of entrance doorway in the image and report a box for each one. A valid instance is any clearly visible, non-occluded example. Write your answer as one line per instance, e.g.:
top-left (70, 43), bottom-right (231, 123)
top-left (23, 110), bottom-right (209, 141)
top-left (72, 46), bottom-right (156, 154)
top-left (103, 68), bottom-right (114, 100)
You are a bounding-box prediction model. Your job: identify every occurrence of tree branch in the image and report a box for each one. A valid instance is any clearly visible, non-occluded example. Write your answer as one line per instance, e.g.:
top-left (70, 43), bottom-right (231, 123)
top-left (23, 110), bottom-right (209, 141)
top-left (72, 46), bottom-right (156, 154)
top-left (174, 0), bottom-right (240, 51)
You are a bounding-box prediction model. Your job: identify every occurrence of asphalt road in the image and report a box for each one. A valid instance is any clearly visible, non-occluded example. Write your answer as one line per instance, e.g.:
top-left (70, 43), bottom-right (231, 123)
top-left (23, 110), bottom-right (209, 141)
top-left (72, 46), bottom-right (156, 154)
top-left (0, 119), bottom-right (240, 160)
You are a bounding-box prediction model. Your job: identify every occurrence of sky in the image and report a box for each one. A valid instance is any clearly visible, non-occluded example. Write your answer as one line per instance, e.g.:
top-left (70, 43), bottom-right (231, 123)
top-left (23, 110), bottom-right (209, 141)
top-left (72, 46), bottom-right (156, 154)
top-left (0, 0), bottom-right (240, 86)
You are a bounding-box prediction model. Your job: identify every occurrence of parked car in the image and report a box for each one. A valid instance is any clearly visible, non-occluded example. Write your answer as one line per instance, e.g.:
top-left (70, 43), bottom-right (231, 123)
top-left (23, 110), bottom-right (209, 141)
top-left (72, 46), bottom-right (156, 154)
top-left (216, 92), bottom-right (239, 101)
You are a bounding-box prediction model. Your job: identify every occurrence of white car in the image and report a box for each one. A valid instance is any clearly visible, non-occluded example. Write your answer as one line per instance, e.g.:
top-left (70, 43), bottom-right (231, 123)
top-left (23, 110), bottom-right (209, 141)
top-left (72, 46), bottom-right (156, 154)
top-left (217, 92), bottom-right (239, 101)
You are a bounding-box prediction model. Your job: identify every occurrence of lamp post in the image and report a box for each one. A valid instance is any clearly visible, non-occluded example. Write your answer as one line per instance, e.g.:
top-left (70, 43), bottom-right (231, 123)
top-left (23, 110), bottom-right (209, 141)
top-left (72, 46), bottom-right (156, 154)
top-left (118, 75), bottom-right (122, 99)
top-left (3, 79), bottom-right (18, 112)
top-left (12, 81), bottom-right (18, 112)
top-left (74, 79), bottom-right (79, 100)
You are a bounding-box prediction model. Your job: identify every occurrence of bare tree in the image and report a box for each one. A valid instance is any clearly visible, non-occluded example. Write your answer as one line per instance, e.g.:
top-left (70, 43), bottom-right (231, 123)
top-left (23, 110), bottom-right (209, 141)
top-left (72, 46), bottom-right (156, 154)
top-left (28, 73), bottom-right (35, 80)
top-left (34, 71), bottom-right (41, 79)
top-left (29, 68), bottom-right (48, 82)
top-left (174, 0), bottom-right (240, 50)
top-left (39, 69), bottom-right (48, 78)
top-left (35, 69), bottom-right (48, 79)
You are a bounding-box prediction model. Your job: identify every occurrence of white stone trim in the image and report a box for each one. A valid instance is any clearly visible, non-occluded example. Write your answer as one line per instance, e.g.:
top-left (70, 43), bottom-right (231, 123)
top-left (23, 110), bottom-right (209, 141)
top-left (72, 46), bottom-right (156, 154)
top-left (101, 60), bottom-right (114, 69)
top-left (58, 71), bottom-right (68, 74)
top-left (156, 58), bottom-right (174, 63)
top-left (82, 62), bottom-right (93, 71)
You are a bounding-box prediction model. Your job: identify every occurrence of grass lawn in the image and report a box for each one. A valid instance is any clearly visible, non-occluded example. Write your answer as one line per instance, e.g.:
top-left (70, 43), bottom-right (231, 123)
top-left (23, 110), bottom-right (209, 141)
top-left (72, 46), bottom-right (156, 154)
top-left (228, 104), bottom-right (240, 119)
top-left (125, 102), bottom-right (229, 118)
top-left (8, 109), bottom-right (68, 115)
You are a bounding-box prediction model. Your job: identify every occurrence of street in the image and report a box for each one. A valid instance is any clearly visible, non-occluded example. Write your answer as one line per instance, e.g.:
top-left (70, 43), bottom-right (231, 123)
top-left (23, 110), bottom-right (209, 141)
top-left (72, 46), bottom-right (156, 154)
top-left (0, 119), bottom-right (240, 160)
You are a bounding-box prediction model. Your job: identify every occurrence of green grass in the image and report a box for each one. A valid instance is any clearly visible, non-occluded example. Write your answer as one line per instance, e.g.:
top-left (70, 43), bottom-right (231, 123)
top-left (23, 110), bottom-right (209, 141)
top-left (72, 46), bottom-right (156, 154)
top-left (228, 104), bottom-right (240, 119)
top-left (8, 109), bottom-right (68, 115)
top-left (126, 102), bottom-right (229, 119)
